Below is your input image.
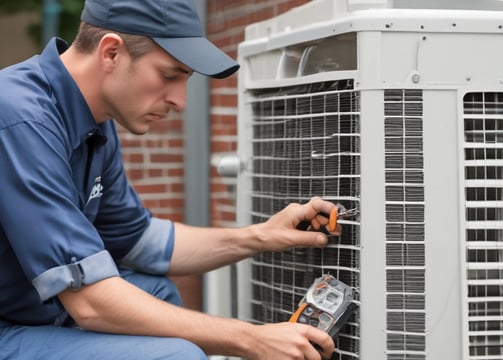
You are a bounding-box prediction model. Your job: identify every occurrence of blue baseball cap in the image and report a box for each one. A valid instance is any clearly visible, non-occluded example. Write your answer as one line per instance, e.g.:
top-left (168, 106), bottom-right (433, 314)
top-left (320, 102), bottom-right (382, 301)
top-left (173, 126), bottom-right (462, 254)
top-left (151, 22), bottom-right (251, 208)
top-left (81, 0), bottom-right (239, 79)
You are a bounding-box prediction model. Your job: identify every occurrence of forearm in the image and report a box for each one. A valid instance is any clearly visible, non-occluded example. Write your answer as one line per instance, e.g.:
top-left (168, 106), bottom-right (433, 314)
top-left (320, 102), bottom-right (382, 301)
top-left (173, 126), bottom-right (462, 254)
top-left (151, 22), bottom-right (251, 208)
top-left (169, 197), bottom-right (334, 276)
top-left (58, 276), bottom-right (254, 356)
top-left (169, 223), bottom-right (266, 275)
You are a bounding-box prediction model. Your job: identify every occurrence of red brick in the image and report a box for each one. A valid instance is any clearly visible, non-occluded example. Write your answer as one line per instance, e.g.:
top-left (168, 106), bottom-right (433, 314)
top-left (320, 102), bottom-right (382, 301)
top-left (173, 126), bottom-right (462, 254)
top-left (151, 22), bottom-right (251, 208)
top-left (211, 141), bottom-right (237, 153)
top-left (125, 153), bottom-right (144, 163)
top-left (159, 198), bottom-right (185, 208)
top-left (120, 138), bottom-right (142, 147)
top-left (168, 168), bottom-right (184, 177)
top-left (147, 169), bottom-right (164, 178)
top-left (127, 169), bottom-right (144, 181)
top-left (169, 183), bottom-right (185, 193)
top-left (133, 184), bottom-right (167, 194)
top-left (210, 182), bottom-right (232, 193)
top-left (150, 153), bottom-right (184, 163)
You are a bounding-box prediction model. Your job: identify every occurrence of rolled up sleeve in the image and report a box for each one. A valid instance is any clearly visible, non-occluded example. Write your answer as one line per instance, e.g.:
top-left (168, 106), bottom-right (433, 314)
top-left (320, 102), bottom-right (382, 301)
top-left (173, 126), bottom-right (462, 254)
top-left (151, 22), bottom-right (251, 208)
top-left (32, 250), bottom-right (120, 302)
top-left (119, 217), bottom-right (175, 275)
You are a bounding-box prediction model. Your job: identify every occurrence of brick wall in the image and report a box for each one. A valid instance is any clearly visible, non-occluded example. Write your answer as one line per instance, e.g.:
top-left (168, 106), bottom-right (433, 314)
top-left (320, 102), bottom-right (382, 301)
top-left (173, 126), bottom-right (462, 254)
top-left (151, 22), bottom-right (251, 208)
top-left (121, 0), bottom-right (311, 311)
top-left (120, 116), bottom-right (185, 222)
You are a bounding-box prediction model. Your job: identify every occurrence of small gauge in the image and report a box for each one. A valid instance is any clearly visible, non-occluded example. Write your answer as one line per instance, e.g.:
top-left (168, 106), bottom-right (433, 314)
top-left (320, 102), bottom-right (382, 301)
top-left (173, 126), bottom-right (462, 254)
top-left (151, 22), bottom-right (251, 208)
top-left (289, 274), bottom-right (358, 339)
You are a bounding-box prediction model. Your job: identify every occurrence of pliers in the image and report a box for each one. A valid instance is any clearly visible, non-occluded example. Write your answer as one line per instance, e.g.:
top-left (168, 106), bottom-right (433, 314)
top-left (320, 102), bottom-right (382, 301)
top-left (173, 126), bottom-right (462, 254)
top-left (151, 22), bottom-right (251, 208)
top-left (297, 204), bottom-right (359, 233)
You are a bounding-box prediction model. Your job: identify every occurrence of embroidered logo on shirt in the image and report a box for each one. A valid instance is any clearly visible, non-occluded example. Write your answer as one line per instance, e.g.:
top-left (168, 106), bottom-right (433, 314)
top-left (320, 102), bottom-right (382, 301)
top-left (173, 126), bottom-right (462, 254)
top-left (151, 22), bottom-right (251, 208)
top-left (87, 176), bottom-right (103, 204)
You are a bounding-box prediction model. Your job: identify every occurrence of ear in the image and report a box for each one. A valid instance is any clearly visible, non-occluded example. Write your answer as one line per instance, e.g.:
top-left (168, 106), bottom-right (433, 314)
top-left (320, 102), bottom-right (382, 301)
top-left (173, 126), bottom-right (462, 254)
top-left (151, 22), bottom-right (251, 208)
top-left (98, 33), bottom-right (126, 72)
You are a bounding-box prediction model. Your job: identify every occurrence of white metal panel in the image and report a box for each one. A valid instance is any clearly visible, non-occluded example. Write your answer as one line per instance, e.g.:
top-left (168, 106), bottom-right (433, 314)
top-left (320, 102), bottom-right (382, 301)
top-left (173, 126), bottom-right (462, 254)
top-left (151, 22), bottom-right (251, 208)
top-left (357, 29), bottom-right (388, 359)
top-left (422, 90), bottom-right (463, 360)
top-left (358, 89), bottom-right (387, 360)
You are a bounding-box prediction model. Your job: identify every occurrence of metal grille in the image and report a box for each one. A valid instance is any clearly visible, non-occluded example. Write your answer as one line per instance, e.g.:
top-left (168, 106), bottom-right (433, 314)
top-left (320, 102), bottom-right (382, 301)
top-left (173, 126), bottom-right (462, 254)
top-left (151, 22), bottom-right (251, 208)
top-left (247, 80), bottom-right (361, 359)
top-left (384, 89), bottom-right (426, 360)
top-left (463, 92), bottom-right (503, 360)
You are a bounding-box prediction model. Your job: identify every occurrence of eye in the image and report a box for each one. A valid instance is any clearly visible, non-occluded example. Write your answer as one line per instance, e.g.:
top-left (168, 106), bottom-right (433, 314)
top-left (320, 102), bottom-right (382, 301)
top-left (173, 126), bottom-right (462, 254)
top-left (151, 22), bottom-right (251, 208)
top-left (162, 73), bottom-right (178, 81)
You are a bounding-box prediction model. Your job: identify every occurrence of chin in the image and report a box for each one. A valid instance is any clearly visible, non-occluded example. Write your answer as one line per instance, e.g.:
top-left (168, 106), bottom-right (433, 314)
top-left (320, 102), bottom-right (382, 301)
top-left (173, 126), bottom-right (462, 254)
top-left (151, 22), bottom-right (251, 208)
top-left (130, 128), bottom-right (149, 135)
top-left (121, 123), bottom-right (149, 135)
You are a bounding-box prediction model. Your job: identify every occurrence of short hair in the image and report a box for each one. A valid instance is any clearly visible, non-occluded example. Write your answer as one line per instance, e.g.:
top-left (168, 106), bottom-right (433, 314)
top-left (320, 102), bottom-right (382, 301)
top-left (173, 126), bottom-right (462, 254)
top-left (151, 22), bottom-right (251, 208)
top-left (73, 22), bottom-right (158, 60)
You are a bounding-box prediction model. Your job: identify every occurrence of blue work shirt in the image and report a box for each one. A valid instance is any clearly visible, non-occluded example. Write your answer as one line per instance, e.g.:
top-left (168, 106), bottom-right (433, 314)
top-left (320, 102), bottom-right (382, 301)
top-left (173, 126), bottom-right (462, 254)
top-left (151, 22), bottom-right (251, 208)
top-left (0, 38), bottom-right (175, 325)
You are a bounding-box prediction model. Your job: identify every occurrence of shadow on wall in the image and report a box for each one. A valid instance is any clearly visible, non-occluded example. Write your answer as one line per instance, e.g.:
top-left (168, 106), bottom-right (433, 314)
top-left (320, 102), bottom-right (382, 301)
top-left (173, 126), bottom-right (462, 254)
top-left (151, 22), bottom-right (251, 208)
top-left (0, 11), bottom-right (39, 69)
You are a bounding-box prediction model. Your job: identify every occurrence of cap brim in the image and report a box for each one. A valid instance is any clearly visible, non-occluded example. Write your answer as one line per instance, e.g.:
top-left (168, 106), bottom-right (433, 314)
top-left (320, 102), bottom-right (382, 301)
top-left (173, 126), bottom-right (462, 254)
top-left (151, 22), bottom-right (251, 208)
top-left (153, 37), bottom-right (239, 79)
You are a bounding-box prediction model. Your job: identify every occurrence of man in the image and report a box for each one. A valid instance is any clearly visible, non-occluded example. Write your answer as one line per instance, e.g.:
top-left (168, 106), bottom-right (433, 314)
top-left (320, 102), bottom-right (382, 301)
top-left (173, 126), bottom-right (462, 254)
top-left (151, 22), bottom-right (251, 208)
top-left (0, 1), bottom-right (338, 359)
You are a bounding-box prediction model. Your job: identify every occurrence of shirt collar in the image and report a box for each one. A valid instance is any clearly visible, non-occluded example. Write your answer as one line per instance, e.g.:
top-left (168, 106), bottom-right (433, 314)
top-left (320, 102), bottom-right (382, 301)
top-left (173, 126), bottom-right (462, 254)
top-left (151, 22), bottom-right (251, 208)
top-left (39, 38), bottom-right (106, 149)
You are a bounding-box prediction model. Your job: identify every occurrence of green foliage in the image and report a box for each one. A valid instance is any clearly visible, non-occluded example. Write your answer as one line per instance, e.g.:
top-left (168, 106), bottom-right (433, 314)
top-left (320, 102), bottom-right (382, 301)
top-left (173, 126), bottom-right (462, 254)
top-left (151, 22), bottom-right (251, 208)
top-left (0, 0), bottom-right (40, 13)
top-left (0, 0), bottom-right (84, 48)
top-left (58, 0), bottom-right (86, 42)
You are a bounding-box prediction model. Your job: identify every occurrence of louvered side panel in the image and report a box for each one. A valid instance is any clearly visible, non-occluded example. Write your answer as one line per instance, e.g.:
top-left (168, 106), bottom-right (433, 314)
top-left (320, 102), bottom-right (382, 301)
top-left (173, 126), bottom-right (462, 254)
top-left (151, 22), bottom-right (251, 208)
top-left (463, 92), bottom-right (503, 360)
top-left (384, 89), bottom-right (426, 360)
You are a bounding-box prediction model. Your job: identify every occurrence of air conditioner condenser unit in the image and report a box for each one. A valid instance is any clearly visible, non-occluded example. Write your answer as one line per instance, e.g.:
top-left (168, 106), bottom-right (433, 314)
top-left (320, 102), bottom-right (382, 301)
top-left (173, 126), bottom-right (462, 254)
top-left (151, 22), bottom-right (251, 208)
top-left (230, 1), bottom-right (503, 359)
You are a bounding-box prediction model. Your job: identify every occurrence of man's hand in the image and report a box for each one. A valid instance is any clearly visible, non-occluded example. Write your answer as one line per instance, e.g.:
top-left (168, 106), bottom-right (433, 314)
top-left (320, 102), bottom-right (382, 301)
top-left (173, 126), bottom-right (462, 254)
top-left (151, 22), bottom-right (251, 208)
top-left (245, 322), bottom-right (335, 360)
top-left (169, 197), bottom-right (340, 275)
top-left (58, 277), bottom-right (334, 359)
top-left (251, 197), bottom-right (341, 253)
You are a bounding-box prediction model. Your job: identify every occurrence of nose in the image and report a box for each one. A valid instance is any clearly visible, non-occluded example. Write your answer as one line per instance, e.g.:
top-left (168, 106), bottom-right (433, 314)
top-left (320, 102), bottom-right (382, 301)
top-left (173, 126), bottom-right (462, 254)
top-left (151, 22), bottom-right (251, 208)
top-left (164, 81), bottom-right (187, 112)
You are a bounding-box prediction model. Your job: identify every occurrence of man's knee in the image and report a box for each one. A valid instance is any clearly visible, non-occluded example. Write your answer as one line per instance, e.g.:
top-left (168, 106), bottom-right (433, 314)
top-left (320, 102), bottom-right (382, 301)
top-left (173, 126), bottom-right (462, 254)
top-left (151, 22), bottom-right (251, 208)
top-left (140, 338), bottom-right (207, 360)
top-left (130, 337), bottom-right (206, 359)
top-left (154, 276), bottom-right (183, 306)
top-left (120, 270), bottom-right (183, 306)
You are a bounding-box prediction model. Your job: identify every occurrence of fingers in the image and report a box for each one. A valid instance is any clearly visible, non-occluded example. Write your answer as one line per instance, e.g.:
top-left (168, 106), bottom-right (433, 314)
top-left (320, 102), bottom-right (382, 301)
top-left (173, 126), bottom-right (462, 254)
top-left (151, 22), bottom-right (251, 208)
top-left (305, 326), bottom-right (335, 360)
top-left (329, 223), bottom-right (342, 236)
top-left (312, 209), bottom-right (337, 232)
top-left (304, 343), bottom-right (323, 360)
top-left (294, 197), bottom-right (334, 225)
top-left (290, 229), bottom-right (328, 248)
top-left (310, 216), bottom-right (321, 230)
top-left (306, 196), bottom-right (335, 218)
top-left (304, 198), bottom-right (342, 236)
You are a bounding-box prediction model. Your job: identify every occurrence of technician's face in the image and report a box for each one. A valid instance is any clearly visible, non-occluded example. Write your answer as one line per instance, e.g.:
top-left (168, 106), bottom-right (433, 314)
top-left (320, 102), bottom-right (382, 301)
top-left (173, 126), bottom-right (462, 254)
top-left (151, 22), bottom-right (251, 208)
top-left (103, 43), bottom-right (193, 135)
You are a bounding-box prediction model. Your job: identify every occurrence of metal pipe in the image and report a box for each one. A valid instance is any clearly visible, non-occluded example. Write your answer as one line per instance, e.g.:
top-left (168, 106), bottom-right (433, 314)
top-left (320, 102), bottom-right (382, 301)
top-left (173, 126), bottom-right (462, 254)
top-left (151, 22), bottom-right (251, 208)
top-left (184, 0), bottom-right (209, 314)
top-left (42, 0), bottom-right (61, 45)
